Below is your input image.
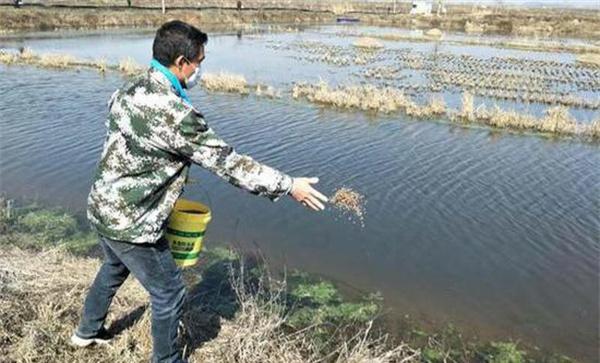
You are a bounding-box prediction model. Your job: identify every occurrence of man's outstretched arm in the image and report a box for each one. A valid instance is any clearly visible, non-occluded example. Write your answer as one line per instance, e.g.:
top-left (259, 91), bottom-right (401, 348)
top-left (157, 108), bottom-right (328, 210)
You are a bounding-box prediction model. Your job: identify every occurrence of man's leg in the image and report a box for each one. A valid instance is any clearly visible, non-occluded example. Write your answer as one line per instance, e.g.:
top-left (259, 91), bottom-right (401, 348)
top-left (103, 236), bottom-right (186, 363)
top-left (75, 234), bottom-right (130, 341)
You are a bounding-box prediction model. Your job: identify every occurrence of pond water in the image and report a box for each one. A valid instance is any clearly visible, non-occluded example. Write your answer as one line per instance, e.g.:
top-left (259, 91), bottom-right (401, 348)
top-left (1, 25), bottom-right (598, 361)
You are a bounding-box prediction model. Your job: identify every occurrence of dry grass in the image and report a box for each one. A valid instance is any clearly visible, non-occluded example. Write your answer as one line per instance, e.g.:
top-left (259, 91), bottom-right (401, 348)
top-left (118, 57), bottom-right (143, 76)
top-left (576, 53), bottom-right (600, 67)
top-left (459, 92), bottom-right (475, 122)
top-left (405, 96), bottom-right (446, 119)
top-left (427, 96), bottom-right (446, 115)
top-left (0, 246), bottom-right (151, 362)
top-left (464, 21), bottom-right (484, 34)
top-left (352, 37), bottom-right (384, 50)
top-left (0, 246), bottom-right (420, 363)
top-left (454, 95), bottom-right (581, 137)
top-left (292, 80), bottom-right (411, 113)
top-left (0, 49), bottom-right (18, 65)
top-left (0, 48), bottom-right (142, 76)
top-left (292, 84), bottom-right (598, 140)
top-left (424, 28), bottom-right (443, 40)
top-left (587, 119), bottom-right (600, 139)
top-left (201, 72), bottom-right (249, 94)
top-left (38, 53), bottom-right (79, 68)
top-left (255, 84), bottom-right (281, 98)
top-left (475, 106), bottom-right (538, 131)
top-left (0, 48), bottom-right (80, 69)
top-left (93, 58), bottom-right (108, 73)
top-left (538, 106), bottom-right (578, 135)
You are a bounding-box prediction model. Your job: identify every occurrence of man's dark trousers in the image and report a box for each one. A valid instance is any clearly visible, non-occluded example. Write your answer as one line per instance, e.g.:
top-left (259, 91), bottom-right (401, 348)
top-left (76, 233), bottom-right (186, 363)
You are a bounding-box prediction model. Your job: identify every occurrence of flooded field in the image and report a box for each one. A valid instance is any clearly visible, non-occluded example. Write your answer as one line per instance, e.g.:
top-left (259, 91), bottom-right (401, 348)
top-left (1, 25), bottom-right (599, 361)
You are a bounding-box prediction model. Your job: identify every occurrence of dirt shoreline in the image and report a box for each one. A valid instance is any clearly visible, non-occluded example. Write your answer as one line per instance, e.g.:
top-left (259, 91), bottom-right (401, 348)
top-left (1, 4), bottom-right (599, 40)
top-left (0, 7), bottom-right (331, 33)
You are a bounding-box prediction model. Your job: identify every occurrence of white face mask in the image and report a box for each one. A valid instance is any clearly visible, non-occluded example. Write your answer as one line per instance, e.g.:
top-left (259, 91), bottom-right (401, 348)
top-left (185, 66), bottom-right (201, 89)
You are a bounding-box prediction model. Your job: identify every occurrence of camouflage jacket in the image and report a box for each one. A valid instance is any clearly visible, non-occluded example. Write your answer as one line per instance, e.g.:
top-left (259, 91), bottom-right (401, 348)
top-left (87, 68), bottom-right (293, 243)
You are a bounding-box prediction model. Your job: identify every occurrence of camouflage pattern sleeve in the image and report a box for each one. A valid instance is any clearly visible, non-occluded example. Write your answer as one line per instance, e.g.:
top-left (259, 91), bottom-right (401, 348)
top-left (156, 108), bottom-right (293, 201)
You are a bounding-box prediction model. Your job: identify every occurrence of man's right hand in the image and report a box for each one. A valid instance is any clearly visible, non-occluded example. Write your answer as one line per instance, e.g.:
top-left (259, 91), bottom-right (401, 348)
top-left (289, 177), bottom-right (328, 211)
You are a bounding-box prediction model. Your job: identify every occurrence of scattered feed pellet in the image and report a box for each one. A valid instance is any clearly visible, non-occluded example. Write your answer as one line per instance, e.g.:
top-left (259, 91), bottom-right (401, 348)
top-left (330, 187), bottom-right (366, 227)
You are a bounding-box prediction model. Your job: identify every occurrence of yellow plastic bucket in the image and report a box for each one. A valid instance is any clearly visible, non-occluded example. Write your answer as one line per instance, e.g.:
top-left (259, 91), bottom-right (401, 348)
top-left (166, 199), bottom-right (211, 268)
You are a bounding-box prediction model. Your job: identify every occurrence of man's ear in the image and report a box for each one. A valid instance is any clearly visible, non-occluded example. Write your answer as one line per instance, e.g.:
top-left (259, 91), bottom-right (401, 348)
top-left (174, 55), bottom-right (185, 69)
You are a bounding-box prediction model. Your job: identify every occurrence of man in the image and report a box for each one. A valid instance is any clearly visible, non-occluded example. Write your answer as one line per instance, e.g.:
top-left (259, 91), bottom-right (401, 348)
top-left (71, 20), bottom-right (327, 363)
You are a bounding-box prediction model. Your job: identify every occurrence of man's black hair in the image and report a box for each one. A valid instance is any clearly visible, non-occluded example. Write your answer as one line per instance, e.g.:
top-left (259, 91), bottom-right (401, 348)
top-left (152, 20), bottom-right (208, 67)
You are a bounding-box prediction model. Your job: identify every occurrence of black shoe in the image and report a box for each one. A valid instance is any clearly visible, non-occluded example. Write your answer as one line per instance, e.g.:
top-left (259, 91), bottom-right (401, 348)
top-left (70, 327), bottom-right (112, 347)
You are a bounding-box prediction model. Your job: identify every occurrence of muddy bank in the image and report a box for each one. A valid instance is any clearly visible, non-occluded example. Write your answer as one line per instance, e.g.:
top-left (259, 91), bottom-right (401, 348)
top-left (0, 6), bottom-right (331, 33)
top-left (354, 6), bottom-right (600, 40)
top-left (1, 4), bottom-right (599, 40)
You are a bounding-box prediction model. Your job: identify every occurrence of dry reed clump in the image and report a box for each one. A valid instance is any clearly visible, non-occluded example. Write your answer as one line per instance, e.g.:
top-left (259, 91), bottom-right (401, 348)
top-left (480, 106), bottom-right (578, 135)
top-left (464, 21), bottom-right (484, 34)
top-left (427, 96), bottom-right (446, 115)
top-left (475, 106), bottom-right (539, 130)
top-left (0, 49), bottom-right (18, 65)
top-left (458, 92), bottom-right (475, 122)
top-left (118, 57), bottom-right (143, 76)
top-left (290, 83), bottom-right (595, 140)
top-left (538, 106), bottom-right (578, 134)
top-left (586, 119), bottom-right (600, 139)
top-left (352, 37), bottom-right (384, 50)
top-left (19, 47), bottom-right (36, 60)
top-left (424, 28), bottom-right (443, 40)
top-left (0, 48), bottom-right (143, 76)
top-left (292, 81), bottom-right (411, 113)
top-left (201, 72), bottom-right (249, 94)
top-left (93, 58), bottom-right (108, 73)
top-left (38, 53), bottom-right (78, 68)
top-left (330, 187), bottom-right (366, 227)
top-left (453, 94), bottom-right (582, 137)
top-left (0, 246), bottom-right (420, 363)
top-left (405, 96), bottom-right (446, 119)
top-left (1, 47), bottom-right (79, 69)
top-left (255, 84), bottom-right (281, 98)
top-left (576, 53), bottom-right (600, 67)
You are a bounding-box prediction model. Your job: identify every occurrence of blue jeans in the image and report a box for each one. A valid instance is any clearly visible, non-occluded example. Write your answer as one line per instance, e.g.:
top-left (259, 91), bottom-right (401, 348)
top-left (77, 233), bottom-right (186, 363)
